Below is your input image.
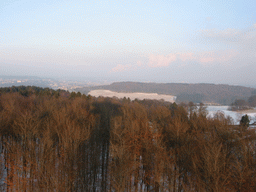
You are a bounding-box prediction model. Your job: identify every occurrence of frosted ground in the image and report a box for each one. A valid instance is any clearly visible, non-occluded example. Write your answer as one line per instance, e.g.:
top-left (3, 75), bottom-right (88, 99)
top-left (207, 106), bottom-right (256, 125)
top-left (88, 89), bottom-right (176, 103)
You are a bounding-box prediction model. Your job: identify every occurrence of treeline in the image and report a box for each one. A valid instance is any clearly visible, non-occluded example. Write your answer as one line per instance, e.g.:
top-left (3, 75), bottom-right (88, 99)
top-left (229, 94), bottom-right (256, 111)
top-left (0, 86), bottom-right (256, 191)
top-left (0, 85), bottom-right (69, 97)
top-left (76, 82), bottom-right (256, 104)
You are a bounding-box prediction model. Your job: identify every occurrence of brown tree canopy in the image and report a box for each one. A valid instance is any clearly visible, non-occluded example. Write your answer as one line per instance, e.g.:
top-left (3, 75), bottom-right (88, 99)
top-left (0, 86), bottom-right (256, 191)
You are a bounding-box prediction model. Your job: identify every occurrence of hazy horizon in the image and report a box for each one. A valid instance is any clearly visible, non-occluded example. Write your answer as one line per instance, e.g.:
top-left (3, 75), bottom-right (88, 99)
top-left (1, 0), bottom-right (256, 86)
top-left (1, 75), bottom-right (256, 89)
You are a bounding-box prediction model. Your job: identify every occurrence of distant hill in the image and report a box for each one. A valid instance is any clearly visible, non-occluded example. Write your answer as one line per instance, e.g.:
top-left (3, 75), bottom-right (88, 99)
top-left (76, 82), bottom-right (256, 104)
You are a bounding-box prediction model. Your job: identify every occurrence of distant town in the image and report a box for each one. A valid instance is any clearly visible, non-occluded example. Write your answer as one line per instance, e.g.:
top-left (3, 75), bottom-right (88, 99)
top-left (0, 76), bottom-right (108, 91)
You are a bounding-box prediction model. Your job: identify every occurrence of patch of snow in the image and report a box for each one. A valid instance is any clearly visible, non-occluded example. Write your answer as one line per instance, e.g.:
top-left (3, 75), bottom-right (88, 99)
top-left (88, 89), bottom-right (176, 103)
top-left (207, 106), bottom-right (256, 125)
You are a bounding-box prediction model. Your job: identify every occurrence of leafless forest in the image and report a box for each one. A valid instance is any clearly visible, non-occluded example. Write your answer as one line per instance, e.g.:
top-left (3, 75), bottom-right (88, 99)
top-left (0, 86), bottom-right (256, 191)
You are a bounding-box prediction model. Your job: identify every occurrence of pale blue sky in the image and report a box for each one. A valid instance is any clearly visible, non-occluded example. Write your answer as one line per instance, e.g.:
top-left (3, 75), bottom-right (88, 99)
top-left (1, 0), bottom-right (256, 86)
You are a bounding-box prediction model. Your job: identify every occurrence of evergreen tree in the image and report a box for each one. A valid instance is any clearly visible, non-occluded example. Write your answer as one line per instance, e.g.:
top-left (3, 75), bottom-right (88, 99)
top-left (240, 114), bottom-right (250, 127)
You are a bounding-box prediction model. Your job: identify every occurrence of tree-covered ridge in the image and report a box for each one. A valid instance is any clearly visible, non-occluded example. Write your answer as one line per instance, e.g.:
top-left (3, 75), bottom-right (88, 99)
top-left (0, 86), bottom-right (67, 96)
top-left (0, 87), bottom-right (256, 191)
top-left (77, 82), bottom-right (256, 104)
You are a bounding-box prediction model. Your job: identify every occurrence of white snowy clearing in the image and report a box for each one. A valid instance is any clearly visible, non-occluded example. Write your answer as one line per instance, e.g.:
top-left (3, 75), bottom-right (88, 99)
top-left (207, 106), bottom-right (256, 125)
top-left (88, 89), bottom-right (176, 103)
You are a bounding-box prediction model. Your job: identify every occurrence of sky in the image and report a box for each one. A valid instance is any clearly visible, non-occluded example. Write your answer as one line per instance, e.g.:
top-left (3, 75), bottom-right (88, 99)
top-left (1, 0), bottom-right (256, 86)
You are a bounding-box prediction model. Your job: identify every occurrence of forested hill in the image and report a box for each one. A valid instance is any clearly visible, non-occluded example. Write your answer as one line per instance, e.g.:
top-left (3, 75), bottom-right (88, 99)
top-left (76, 82), bottom-right (256, 104)
top-left (1, 86), bottom-right (256, 191)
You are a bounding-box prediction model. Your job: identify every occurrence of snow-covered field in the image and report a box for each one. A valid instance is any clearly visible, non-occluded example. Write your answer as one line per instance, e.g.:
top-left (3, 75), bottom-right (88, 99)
top-left (207, 106), bottom-right (256, 125)
top-left (88, 89), bottom-right (176, 103)
top-left (88, 90), bottom-right (256, 125)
